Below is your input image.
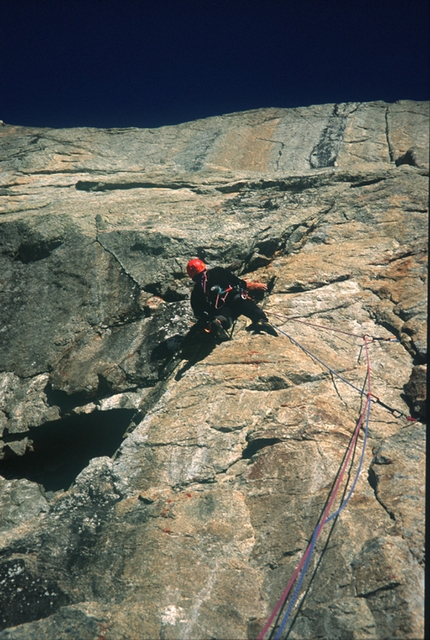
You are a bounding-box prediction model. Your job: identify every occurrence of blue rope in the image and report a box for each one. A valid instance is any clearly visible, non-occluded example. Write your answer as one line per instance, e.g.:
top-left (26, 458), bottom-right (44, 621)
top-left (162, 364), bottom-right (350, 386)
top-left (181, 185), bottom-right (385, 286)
top-left (273, 396), bottom-right (372, 639)
top-left (326, 397), bottom-right (371, 522)
top-left (259, 323), bottom-right (409, 639)
top-left (274, 529), bottom-right (318, 640)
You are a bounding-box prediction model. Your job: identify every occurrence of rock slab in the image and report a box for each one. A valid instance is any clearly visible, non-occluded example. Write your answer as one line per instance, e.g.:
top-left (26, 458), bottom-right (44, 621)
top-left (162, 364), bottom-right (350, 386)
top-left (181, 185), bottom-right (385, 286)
top-left (0, 100), bottom-right (427, 639)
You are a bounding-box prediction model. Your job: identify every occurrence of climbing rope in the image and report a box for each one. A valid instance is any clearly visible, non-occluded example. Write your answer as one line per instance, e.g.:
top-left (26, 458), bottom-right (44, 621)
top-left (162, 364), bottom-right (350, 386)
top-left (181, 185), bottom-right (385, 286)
top-left (258, 334), bottom-right (372, 640)
top-left (268, 311), bottom-right (400, 342)
top-left (266, 312), bottom-right (417, 422)
top-left (258, 314), bottom-right (417, 639)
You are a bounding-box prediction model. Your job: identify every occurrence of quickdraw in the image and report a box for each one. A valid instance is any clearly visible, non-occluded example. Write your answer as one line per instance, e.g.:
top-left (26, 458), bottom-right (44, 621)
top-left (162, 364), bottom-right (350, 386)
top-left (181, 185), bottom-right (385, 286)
top-left (368, 393), bottom-right (417, 421)
top-left (210, 284), bottom-right (233, 309)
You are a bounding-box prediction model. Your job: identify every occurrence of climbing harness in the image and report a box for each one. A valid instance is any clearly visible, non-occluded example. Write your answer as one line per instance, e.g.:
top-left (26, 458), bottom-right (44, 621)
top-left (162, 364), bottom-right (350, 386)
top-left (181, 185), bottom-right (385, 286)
top-left (257, 314), bottom-right (417, 640)
top-left (209, 283), bottom-right (249, 310)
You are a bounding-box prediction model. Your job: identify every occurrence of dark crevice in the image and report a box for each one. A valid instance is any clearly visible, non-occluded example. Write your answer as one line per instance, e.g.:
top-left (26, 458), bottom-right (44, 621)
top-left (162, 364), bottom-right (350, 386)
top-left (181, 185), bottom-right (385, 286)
top-left (262, 199), bottom-right (280, 211)
top-left (216, 177), bottom-right (318, 194)
top-left (255, 238), bottom-right (281, 257)
top-left (242, 438), bottom-right (282, 459)
top-left (358, 582), bottom-right (401, 598)
top-left (309, 103), bottom-right (350, 169)
top-left (362, 307), bottom-right (402, 340)
top-left (0, 409), bottom-right (135, 493)
top-left (367, 466), bottom-right (378, 492)
top-left (402, 371), bottom-right (427, 422)
top-left (44, 378), bottom-right (126, 412)
top-left (349, 178), bottom-right (386, 188)
top-left (395, 148), bottom-right (419, 168)
top-left (215, 181), bottom-right (247, 193)
top-left (142, 283), bottom-right (186, 302)
top-left (95, 237), bottom-right (142, 289)
top-left (275, 143), bottom-right (285, 171)
top-left (375, 247), bottom-right (425, 265)
top-left (385, 107), bottom-right (395, 163)
top-left (1, 430), bottom-right (31, 445)
top-left (14, 239), bottom-right (63, 264)
top-left (76, 180), bottom-right (196, 192)
top-left (285, 274), bottom-right (351, 293)
top-left (214, 172), bottom-right (386, 196)
top-left (367, 466), bottom-right (396, 521)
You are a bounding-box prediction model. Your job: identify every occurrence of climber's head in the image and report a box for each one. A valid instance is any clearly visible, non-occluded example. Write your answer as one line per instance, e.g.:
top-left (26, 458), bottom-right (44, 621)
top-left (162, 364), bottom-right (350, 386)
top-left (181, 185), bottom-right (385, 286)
top-left (186, 258), bottom-right (207, 279)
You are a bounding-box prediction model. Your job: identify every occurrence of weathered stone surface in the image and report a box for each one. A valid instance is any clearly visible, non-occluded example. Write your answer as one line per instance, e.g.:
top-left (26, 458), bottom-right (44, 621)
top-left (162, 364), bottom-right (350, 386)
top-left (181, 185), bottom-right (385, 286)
top-left (0, 101), bottom-right (427, 639)
top-left (0, 478), bottom-right (49, 531)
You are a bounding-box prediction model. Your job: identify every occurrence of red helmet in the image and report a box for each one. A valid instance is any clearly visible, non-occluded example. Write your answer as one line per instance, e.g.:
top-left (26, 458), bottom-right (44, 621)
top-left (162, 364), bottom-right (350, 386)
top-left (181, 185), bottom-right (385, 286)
top-left (186, 258), bottom-right (206, 279)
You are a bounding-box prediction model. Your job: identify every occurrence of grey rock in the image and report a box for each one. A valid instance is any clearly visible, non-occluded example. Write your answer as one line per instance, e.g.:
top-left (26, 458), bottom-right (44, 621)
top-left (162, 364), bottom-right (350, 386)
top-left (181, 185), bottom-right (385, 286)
top-left (0, 101), bottom-right (427, 639)
top-left (0, 478), bottom-right (48, 531)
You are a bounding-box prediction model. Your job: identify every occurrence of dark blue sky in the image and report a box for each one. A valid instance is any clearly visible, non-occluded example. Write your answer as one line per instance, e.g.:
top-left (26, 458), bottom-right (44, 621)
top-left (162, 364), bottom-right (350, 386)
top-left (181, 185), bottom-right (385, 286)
top-left (1, 0), bottom-right (428, 129)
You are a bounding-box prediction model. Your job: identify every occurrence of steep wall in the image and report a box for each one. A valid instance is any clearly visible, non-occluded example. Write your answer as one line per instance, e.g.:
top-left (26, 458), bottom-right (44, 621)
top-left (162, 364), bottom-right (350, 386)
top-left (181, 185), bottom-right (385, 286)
top-left (0, 101), bottom-right (427, 639)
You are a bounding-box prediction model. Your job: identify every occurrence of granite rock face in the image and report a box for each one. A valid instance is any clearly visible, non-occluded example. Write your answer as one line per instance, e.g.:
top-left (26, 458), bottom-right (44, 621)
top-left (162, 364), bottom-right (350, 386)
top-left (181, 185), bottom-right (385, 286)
top-left (0, 101), bottom-right (427, 639)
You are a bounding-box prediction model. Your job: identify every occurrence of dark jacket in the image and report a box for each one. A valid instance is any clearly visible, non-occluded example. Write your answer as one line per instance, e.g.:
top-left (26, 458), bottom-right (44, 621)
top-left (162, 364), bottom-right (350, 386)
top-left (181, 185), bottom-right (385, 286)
top-left (190, 267), bottom-right (247, 319)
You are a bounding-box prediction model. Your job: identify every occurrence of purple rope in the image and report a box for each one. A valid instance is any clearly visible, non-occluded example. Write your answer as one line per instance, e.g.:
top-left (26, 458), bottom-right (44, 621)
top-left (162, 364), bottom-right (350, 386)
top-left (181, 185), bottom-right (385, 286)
top-left (273, 397), bottom-right (371, 639)
top-left (259, 335), bottom-right (373, 639)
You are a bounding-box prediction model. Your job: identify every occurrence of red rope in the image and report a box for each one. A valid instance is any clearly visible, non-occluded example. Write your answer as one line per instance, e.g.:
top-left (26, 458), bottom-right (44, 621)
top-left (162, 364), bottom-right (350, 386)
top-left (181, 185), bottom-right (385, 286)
top-left (258, 338), bottom-right (373, 639)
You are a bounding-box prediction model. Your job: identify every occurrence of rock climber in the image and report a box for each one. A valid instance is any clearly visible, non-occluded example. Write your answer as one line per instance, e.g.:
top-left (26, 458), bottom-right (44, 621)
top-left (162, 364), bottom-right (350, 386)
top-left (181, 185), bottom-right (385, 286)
top-left (186, 258), bottom-right (277, 341)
